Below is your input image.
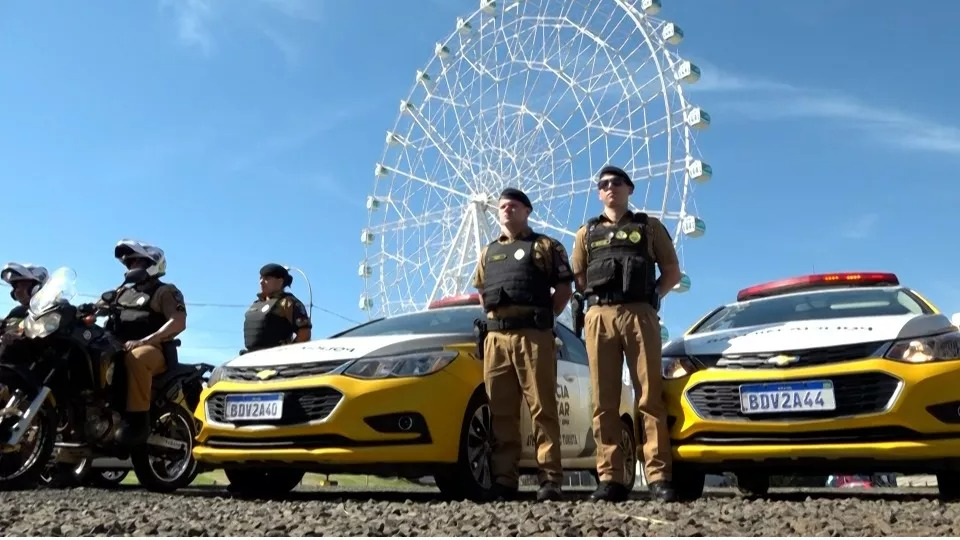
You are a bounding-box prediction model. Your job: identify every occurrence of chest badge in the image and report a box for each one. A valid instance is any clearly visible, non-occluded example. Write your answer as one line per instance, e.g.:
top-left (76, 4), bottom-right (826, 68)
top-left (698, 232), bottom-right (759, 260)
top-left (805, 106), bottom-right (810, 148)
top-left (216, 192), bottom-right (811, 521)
top-left (514, 248), bottom-right (525, 260)
top-left (615, 230), bottom-right (628, 240)
top-left (629, 231), bottom-right (642, 243)
top-left (136, 297), bottom-right (147, 306)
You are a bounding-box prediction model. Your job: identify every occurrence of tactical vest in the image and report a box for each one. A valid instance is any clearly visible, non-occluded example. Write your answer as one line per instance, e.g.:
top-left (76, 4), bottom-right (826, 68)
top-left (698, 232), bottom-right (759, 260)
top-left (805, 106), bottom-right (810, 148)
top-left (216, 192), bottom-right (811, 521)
top-left (243, 293), bottom-right (296, 351)
top-left (583, 212), bottom-right (657, 304)
top-left (1, 305), bottom-right (28, 336)
top-left (480, 234), bottom-right (553, 314)
top-left (110, 281), bottom-right (169, 342)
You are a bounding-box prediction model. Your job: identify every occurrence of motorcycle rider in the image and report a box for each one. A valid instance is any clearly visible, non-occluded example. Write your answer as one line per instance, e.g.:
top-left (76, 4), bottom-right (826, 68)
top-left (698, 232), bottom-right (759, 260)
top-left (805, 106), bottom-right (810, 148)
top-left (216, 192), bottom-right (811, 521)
top-left (0, 263), bottom-right (49, 345)
top-left (98, 239), bottom-right (188, 445)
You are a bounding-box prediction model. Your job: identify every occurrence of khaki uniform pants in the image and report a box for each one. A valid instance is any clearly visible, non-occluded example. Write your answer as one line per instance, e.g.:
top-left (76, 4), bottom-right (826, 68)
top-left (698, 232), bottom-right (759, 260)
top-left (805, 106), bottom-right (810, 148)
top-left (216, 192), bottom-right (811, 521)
top-left (125, 345), bottom-right (167, 412)
top-left (585, 302), bottom-right (671, 484)
top-left (483, 328), bottom-right (563, 488)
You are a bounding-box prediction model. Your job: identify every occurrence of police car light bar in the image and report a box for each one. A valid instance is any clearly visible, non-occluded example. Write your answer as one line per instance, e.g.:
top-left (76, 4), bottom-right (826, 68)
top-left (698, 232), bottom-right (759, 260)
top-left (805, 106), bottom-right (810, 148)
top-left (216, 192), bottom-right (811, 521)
top-left (736, 272), bottom-right (900, 302)
top-left (427, 293), bottom-right (481, 309)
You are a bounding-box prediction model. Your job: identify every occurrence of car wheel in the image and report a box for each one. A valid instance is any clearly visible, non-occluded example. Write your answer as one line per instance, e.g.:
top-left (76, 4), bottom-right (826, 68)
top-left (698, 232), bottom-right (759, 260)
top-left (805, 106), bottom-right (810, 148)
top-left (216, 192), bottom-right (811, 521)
top-left (936, 472), bottom-right (960, 501)
top-left (433, 390), bottom-right (493, 501)
top-left (672, 467), bottom-right (706, 501)
top-left (734, 472), bottom-right (770, 497)
top-left (86, 469), bottom-right (129, 488)
top-left (225, 468), bottom-right (305, 498)
top-left (620, 416), bottom-right (638, 492)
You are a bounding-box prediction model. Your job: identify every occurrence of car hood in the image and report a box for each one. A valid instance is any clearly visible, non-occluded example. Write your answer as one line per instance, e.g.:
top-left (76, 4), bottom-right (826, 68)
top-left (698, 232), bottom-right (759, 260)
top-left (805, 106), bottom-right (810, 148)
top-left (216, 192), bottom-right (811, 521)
top-left (225, 333), bottom-right (473, 368)
top-left (675, 313), bottom-right (955, 356)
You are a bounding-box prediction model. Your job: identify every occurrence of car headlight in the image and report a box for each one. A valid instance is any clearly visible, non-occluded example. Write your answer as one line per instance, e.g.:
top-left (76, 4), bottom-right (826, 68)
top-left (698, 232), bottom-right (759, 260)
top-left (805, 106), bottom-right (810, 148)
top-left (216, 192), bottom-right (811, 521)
top-left (662, 356), bottom-right (698, 380)
top-left (884, 331), bottom-right (960, 363)
top-left (343, 350), bottom-right (458, 379)
top-left (207, 365), bottom-right (226, 386)
top-left (23, 312), bottom-right (61, 339)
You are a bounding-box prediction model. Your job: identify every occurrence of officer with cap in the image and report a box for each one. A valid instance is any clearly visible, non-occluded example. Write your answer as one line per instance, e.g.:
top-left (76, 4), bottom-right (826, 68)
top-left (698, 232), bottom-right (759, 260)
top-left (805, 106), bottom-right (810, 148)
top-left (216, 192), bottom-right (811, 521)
top-left (243, 263), bottom-right (312, 353)
top-left (471, 187), bottom-right (573, 502)
top-left (571, 165), bottom-right (683, 502)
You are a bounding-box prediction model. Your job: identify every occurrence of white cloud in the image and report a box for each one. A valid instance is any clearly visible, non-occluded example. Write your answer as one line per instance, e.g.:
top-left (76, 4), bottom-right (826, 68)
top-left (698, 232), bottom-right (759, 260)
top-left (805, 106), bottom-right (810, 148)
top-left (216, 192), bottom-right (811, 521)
top-left (690, 63), bottom-right (960, 157)
top-left (841, 212), bottom-right (879, 240)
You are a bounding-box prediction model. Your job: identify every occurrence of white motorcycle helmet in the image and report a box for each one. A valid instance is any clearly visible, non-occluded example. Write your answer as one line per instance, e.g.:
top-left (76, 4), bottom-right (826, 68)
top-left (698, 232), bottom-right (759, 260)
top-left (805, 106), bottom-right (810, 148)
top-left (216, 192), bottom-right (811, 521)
top-left (1, 263), bottom-right (49, 301)
top-left (114, 239), bottom-right (167, 279)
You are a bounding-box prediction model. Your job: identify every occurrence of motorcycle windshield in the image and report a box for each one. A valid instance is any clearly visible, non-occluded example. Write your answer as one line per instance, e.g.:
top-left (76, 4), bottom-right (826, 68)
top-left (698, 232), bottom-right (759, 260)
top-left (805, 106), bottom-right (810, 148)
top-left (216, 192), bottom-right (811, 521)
top-left (29, 267), bottom-right (78, 316)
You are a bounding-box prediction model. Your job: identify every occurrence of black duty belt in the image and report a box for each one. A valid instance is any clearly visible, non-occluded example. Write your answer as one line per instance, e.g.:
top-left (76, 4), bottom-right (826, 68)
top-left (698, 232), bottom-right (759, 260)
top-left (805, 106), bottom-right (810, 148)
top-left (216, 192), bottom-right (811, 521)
top-left (486, 313), bottom-right (553, 331)
top-left (589, 293), bottom-right (650, 307)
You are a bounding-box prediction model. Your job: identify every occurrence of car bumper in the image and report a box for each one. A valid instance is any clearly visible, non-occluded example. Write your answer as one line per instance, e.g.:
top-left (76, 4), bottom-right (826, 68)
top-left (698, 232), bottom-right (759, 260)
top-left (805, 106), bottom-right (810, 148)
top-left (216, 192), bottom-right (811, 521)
top-left (192, 361), bottom-right (480, 471)
top-left (665, 357), bottom-right (960, 472)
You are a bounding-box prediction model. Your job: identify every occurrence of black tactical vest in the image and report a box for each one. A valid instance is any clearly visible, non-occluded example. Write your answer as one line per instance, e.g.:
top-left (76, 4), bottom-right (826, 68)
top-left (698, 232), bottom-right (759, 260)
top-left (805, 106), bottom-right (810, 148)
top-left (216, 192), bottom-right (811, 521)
top-left (584, 212), bottom-right (657, 304)
top-left (243, 293), bottom-right (296, 351)
top-left (110, 281), bottom-right (170, 342)
top-left (1, 305), bottom-right (28, 336)
top-left (480, 233), bottom-right (553, 312)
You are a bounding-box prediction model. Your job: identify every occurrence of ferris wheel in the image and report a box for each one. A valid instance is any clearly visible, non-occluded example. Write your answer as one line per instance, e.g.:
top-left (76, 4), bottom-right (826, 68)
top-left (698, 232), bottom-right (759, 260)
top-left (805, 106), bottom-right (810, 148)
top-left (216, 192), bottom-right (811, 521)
top-left (358, 0), bottom-right (712, 324)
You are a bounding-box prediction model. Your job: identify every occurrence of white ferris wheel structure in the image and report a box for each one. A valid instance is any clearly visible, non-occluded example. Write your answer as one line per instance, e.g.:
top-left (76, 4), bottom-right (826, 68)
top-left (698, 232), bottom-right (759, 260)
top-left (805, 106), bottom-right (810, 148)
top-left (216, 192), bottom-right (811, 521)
top-left (358, 0), bottom-right (712, 326)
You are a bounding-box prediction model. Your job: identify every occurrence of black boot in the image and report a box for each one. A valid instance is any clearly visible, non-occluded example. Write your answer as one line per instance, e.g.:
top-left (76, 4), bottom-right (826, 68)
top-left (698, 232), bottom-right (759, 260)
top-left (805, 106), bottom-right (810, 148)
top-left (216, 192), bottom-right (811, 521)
top-left (115, 411), bottom-right (151, 446)
top-left (648, 480), bottom-right (677, 502)
top-left (589, 480), bottom-right (630, 502)
top-left (536, 481), bottom-right (564, 502)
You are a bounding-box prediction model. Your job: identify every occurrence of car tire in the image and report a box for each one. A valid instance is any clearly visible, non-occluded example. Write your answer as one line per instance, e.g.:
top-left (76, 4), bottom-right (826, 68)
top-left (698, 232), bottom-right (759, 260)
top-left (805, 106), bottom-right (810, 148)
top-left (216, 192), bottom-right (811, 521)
top-left (936, 472), bottom-right (960, 501)
top-left (620, 416), bottom-right (638, 492)
top-left (87, 469), bottom-right (130, 488)
top-left (225, 468), bottom-right (305, 498)
top-left (672, 468), bottom-right (706, 501)
top-left (734, 473), bottom-right (770, 497)
top-left (433, 390), bottom-right (493, 502)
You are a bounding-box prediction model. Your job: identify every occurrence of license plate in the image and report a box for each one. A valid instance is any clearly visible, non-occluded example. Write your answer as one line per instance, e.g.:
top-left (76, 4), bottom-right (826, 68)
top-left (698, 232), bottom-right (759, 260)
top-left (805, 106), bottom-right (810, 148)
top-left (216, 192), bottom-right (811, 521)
top-left (224, 393), bottom-right (284, 421)
top-left (739, 380), bottom-right (836, 414)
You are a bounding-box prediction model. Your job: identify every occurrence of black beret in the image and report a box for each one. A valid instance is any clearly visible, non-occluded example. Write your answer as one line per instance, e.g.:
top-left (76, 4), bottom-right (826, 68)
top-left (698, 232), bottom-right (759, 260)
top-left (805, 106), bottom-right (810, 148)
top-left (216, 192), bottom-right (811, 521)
top-left (597, 165), bottom-right (634, 188)
top-left (260, 263), bottom-right (289, 279)
top-left (499, 187), bottom-right (532, 209)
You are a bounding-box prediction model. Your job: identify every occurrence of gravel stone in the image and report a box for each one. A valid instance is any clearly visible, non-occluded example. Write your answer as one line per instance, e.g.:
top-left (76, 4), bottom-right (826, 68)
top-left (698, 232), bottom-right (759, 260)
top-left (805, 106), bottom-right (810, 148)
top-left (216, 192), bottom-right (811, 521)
top-left (2, 486), bottom-right (960, 536)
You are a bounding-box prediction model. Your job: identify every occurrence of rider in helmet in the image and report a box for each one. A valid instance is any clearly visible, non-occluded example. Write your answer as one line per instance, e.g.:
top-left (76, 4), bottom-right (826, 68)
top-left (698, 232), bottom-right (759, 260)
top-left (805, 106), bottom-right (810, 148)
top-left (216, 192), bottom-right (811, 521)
top-left (1, 263), bottom-right (49, 345)
top-left (99, 239), bottom-right (187, 445)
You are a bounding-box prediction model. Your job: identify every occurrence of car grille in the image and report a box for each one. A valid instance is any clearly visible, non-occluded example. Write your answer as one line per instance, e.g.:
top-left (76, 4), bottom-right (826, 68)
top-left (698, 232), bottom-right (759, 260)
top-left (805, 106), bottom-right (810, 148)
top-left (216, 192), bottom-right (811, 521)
top-left (206, 387), bottom-right (343, 425)
top-left (223, 362), bottom-right (345, 382)
top-left (685, 372), bottom-right (900, 421)
top-left (695, 341), bottom-right (888, 369)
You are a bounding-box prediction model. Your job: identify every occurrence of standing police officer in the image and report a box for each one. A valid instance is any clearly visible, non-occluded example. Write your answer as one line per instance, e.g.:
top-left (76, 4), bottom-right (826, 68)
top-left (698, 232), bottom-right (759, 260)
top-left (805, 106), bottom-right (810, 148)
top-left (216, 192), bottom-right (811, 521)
top-left (1, 263), bottom-right (48, 345)
top-left (243, 263), bottom-right (312, 353)
top-left (571, 165), bottom-right (682, 502)
top-left (472, 187), bottom-right (573, 502)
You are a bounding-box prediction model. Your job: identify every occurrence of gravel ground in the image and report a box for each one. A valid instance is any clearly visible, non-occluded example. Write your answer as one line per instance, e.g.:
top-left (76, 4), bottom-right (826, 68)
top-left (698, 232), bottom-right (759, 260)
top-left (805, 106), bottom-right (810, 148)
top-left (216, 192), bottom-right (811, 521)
top-left (3, 485), bottom-right (960, 536)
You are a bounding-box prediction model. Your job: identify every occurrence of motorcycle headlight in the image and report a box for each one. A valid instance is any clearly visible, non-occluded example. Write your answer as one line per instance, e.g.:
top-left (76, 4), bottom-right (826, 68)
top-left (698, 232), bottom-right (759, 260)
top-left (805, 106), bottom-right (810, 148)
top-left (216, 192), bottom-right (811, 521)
top-left (662, 356), bottom-right (698, 380)
top-left (884, 331), bottom-right (960, 364)
top-left (343, 350), bottom-right (458, 380)
top-left (23, 312), bottom-right (61, 339)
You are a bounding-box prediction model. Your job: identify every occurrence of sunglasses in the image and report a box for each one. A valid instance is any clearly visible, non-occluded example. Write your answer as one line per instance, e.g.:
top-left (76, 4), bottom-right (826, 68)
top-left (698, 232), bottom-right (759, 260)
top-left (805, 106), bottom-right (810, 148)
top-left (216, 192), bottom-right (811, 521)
top-left (598, 178), bottom-right (627, 190)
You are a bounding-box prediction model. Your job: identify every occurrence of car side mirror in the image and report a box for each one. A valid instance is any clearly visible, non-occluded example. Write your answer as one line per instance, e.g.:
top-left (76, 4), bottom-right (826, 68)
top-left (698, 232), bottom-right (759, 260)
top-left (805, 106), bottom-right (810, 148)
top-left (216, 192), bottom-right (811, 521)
top-left (951, 313), bottom-right (960, 329)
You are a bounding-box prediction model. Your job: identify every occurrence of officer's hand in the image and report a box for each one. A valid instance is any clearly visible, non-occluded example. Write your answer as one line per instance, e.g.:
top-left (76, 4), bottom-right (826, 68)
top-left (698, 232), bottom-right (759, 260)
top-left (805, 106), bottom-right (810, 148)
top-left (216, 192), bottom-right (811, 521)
top-left (124, 339), bottom-right (146, 351)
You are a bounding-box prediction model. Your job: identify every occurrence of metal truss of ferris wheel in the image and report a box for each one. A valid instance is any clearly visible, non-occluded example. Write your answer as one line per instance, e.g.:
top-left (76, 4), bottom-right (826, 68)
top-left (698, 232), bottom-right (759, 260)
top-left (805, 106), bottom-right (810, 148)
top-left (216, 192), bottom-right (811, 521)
top-left (359, 0), bottom-right (713, 319)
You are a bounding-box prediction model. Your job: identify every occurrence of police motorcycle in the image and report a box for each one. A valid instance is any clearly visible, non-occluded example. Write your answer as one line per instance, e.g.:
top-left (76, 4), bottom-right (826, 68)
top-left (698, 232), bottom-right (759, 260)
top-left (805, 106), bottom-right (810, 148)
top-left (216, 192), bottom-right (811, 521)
top-left (0, 266), bottom-right (210, 492)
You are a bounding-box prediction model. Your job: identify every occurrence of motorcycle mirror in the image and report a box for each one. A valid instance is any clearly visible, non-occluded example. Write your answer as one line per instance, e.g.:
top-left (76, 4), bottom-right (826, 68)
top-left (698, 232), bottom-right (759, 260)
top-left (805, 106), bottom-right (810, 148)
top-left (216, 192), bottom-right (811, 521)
top-left (123, 268), bottom-right (149, 285)
top-left (100, 290), bottom-right (117, 303)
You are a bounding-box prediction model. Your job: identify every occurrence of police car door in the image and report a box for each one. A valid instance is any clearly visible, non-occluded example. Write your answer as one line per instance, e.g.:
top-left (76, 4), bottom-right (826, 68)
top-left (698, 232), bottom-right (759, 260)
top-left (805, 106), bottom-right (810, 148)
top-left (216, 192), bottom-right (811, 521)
top-left (553, 325), bottom-right (591, 459)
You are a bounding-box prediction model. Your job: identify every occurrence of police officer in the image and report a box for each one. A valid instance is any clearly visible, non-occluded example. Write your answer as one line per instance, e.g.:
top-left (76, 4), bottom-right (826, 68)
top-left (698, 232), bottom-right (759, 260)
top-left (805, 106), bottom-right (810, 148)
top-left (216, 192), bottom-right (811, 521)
top-left (101, 239), bottom-right (188, 445)
top-left (0, 263), bottom-right (48, 345)
top-left (471, 187), bottom-right (573, 502)
top-left (571, 165), bottom-right (682, 502)
top-left (242, 263), bottom-right (311, 353)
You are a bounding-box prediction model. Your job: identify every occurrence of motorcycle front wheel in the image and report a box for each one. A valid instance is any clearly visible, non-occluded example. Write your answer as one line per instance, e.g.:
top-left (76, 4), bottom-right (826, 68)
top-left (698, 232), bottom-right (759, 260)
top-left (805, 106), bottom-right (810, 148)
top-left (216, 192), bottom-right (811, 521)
top-left (0, 373), bottom-right (58, 491)
top-left (130, 403), bottom-right (200, 493)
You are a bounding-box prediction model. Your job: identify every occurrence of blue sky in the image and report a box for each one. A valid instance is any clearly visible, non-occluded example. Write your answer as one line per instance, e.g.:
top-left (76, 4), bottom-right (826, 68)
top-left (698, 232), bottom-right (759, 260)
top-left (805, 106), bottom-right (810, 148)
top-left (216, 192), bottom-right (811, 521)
top-left (2, 0), bottom-right (959, 366)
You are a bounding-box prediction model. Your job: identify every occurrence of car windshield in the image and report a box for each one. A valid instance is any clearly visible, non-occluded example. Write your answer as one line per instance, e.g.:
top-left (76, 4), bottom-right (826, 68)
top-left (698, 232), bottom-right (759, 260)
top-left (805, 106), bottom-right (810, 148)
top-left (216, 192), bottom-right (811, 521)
top-left (333, 306), bottom-right (483, 338)
top-left (692, 287), bottom-right (932, 334)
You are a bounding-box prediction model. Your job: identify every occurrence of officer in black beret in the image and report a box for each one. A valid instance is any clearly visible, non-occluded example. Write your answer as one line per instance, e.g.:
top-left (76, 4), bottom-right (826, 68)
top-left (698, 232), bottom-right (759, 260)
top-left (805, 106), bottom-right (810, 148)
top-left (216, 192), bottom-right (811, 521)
top-left (471, 187), bottom-right (574, 502)
top-left (570, 164), bottom-right (683, 502)
top-left (242, 263), bottom-right (312, 353)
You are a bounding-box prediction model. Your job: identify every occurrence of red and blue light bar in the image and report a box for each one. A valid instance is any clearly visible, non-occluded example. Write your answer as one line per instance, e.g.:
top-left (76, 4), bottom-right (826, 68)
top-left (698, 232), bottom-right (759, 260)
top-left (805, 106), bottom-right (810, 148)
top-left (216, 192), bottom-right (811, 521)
top-left (427, 293), bottom-right (481, 309)
top-left (736, 272), bottom-right (900, 302)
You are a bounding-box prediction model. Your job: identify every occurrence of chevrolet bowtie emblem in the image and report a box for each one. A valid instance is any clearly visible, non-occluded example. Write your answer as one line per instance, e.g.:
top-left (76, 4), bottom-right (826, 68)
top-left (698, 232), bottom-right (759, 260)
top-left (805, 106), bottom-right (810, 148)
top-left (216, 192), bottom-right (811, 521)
top-left (256, 369), bottom-right (278, 380)
top-left (768, 354), bottom-right (799, 367)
